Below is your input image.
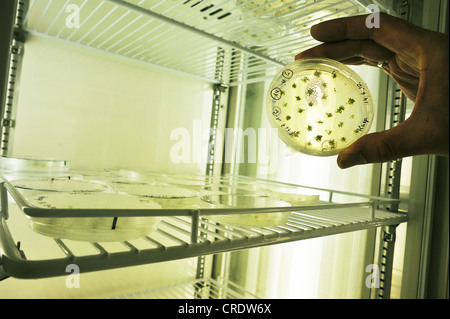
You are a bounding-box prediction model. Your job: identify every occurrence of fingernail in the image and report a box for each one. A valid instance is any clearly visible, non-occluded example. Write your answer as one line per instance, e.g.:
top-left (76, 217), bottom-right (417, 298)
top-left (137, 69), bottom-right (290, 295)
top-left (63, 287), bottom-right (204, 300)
top-left (338, 153), bottom-right (367, 169)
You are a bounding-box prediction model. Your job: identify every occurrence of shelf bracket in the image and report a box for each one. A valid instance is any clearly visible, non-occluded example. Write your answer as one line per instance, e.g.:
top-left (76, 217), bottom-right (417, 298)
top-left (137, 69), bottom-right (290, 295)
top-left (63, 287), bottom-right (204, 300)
top-left (205, 83), bottom-right (229, 177)
top-left (375, 225), bottom-right (398, 299)
top-left (0, 182), bottom-right (9, 220)
top-left (190, 209), bottom-right (200, 244)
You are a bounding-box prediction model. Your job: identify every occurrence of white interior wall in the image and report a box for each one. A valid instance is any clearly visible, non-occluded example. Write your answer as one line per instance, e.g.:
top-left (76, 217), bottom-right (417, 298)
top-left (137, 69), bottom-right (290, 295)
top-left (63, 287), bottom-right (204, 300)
top-left (12, 34), bottom-right (213, 174)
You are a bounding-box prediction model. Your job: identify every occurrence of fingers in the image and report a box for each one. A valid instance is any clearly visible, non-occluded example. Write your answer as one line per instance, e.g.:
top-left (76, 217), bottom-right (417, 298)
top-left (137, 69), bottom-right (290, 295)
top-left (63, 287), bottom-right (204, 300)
top-left (336, 122), bottom-right (409, 169)
top-left (295, 39), bottom-right (395, 64)
top-left (336, 115), bottom-right (447, 169)
top-left (309, 14), bottom-right (375, 41)
top-left (306, 13), bottom-right (424, 56)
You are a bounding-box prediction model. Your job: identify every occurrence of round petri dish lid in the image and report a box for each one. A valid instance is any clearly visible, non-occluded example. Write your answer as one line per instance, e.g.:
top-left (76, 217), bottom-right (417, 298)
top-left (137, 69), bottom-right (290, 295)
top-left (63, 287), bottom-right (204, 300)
top-left (201, 194), bottom-right (291, 209)
top-left (28, 192), bottom-right (161, 210)
top-left (162, 178), bottom-right (207, 187)
top-left (267, 58), bottom-right (374, 156)
top-left (12, 178), bottom-right (109, 192)
top-left (236, 0), bottom-right (297, 20)
top-left (0, 156), bottom-right (68, 172)
top-left (112, 183), bottom-right (199, 199)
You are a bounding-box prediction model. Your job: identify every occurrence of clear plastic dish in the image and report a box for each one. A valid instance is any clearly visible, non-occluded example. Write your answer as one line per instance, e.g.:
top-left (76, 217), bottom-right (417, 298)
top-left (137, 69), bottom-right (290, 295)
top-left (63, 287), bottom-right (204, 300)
top-left (111, 183), bottom-right (199, 198)
top-left (267, 58), bottom-right (374, 156)
top-left (236, 0), bottom-right (297, 19)
top-left (111, 183), bottom-right (201, 209)
top-left (27, 192), bottom-right (162, 242)
top-left (264, 190), bottom-right (320, 206)
top-left (11, 177), bottom-right (110, 193)
top-left (0, 156), bottom-right (68, 172)
top-left (202, 194), bottom-right (292, 226)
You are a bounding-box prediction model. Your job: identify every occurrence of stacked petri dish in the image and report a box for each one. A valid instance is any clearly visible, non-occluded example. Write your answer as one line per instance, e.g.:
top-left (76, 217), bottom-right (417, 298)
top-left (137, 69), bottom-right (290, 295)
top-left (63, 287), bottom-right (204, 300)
top-left (12, 177), bottom-right (162, 242)
top-left (202, 193), bottom-right (293, 226)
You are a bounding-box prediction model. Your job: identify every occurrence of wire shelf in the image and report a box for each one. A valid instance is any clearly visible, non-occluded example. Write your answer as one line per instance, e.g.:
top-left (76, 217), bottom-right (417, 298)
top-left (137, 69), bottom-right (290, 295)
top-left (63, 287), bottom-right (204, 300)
top-left (21, 0), bottom-right (396, 86)
top-left (0, 168), bottom-right (407, 280)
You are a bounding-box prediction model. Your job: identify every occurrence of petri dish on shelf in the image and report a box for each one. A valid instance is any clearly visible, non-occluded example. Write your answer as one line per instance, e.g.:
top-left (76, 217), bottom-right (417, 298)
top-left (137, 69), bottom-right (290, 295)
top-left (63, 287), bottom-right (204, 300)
top-left (111, 183), bottom-right (200, 209)
top-left (235, 0), bottom-right (297, 20)
top-left (161, 178), bottom-right (209, 191)
top-left (266, 58), bottom-right (374, 156)
top-left (11, 177), bottom-right (109, 192)
top-left (202, 194), bottom-right (292, 227)
top-left (111, 183), bottom-right (199, 198)
top-left (3, 170), bottom-right (77, 180)
top-left (27, 192), bottom-right (162, 242)
top-left (0, 156), bottom-right (68, 172)
top-left (265, 190), bottom-right (320, 206)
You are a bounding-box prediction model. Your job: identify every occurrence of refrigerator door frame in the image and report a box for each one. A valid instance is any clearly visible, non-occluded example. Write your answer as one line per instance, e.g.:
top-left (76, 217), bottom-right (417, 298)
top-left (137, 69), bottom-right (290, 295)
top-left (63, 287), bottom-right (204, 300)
top-left (398, 0), bottom-right (449, 299)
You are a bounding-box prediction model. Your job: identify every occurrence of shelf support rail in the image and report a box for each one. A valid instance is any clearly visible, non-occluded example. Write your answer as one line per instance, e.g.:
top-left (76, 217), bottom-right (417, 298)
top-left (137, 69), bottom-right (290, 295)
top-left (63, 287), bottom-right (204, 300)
top-left (0, 182), bottom-right (9, 220)
top-left (375, 225), bottom-right (397, 299)
top-left (190, 209), bottom-right (200, 245)
top-left (0, 0), bottom-right (28, 156)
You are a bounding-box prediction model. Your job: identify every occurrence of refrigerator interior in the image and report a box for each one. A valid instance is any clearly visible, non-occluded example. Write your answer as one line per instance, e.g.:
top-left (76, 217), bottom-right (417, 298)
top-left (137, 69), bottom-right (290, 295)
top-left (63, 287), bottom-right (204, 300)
top-left (0, 0), bottom-right (446, 299)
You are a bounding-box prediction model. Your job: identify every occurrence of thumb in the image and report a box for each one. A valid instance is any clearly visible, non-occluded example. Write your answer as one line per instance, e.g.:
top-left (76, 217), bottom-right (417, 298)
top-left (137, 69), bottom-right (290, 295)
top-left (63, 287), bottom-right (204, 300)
top-left (336, 118), bottom-right (424, 169)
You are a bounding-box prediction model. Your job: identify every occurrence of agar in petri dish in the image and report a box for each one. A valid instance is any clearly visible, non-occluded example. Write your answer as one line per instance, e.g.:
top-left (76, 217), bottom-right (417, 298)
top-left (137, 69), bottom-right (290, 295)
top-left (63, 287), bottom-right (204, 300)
top-left (28, 192), bottom-right (161, 210)
top-left (12, 177), bottom-right (110, 192)
top-left (201, 194), bottom-right (292, 226)
top-left (266, 58), bottom-right (374, 156)
top-left (27, 192), bottom-right (162, 242)
top-left (111, 183), bottom-right (199, 198)
top-left (236, 0), bottom-right (296, 18)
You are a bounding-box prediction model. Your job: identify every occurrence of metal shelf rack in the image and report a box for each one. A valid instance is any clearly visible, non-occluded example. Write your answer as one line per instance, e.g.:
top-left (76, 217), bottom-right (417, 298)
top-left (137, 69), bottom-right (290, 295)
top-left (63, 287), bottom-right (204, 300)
top-left (21, 0), bottom-right (396, 86)
top-left (0, 169), bottom-right (407, 280)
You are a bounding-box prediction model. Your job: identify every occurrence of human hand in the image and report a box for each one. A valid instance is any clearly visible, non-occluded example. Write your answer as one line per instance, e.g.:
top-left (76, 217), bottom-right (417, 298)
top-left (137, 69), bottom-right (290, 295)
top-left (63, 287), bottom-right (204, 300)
top-left (295, 13), bottom-right (449, 169)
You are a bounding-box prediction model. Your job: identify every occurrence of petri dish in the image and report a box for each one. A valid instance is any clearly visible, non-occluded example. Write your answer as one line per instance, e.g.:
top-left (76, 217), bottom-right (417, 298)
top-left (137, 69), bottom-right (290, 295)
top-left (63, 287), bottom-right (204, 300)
top-left (0, 156), bottom-right (68, 172)
top-left (111, 183), bottom-right (199, 198)
top-left (111, 183), bottom-right (200, 209)
top-left (202, 194), bottom-right (292, 226)
top-left (236, 0), bottom-right (297, 19)
top-left (11, 178), bottom-right (110, 198)
top-left (265, 190), bottom-right (320, 206)
top-left (266, 58), bottom-right (374, 156)
top-left (27, 192), bottom-right (162, 242)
